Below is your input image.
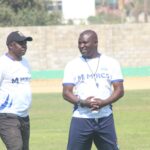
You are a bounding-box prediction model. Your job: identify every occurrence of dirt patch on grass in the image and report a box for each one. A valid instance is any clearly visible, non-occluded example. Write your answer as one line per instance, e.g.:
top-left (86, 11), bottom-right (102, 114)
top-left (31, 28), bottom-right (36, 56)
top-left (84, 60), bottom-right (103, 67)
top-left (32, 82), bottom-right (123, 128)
top-left (31, 77), bottom-right (150, 93)
top-left (124, 77), bottom-right (150, 90)
top-left (31, 79), bottom-right (63, 93)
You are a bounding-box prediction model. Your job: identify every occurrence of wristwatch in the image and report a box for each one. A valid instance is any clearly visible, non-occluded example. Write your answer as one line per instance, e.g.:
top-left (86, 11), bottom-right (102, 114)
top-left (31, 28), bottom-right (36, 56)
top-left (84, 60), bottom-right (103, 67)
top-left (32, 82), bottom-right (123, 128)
top-left (76, 99), bottom-right (84, 107)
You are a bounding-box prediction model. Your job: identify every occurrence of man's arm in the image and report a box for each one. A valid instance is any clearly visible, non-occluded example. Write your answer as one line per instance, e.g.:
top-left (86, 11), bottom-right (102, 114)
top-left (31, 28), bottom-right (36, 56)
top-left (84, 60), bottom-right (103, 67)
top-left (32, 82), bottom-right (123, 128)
top-left (63, 85), bottom-right (79, 105)
top-left (62, 85), bottom-right (94, 108)
top-left (91, 81), bottom-right (124, 110)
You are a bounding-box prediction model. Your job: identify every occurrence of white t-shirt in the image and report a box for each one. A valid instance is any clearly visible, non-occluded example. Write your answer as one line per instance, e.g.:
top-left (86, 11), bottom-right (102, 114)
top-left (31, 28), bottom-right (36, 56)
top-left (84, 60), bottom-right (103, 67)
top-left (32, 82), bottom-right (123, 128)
top-left (63, 54), bottom-right (123, 118)
top-left (0, 54), bottom-right (32, 117)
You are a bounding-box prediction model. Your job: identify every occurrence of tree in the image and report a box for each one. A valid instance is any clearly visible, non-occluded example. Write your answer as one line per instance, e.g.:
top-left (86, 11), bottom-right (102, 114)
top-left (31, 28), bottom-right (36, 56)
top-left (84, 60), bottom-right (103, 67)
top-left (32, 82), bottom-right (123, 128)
top-left (0, 0), bottom-right (36, 12)
top-left (125, 0), bottom-right (150, 22)
top-left (0, 0), bottom-right (62, 26)
top-left (0, 5), bottom-right (14, 26)
top-left (144, 0), bottom-right (148, 22)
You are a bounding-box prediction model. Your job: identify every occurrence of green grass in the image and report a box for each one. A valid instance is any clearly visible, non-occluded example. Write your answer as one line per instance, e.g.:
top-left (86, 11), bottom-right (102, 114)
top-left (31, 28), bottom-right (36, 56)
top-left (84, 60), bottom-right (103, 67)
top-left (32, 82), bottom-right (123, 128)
top-left (0, 90), bottom-right (150, 150)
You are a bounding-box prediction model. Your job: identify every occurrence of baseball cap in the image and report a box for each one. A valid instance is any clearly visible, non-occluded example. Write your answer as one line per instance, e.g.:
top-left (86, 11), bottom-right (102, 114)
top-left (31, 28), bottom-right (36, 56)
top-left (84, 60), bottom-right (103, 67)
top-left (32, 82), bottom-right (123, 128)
top-left (6, 31), bottom-right (33, 45)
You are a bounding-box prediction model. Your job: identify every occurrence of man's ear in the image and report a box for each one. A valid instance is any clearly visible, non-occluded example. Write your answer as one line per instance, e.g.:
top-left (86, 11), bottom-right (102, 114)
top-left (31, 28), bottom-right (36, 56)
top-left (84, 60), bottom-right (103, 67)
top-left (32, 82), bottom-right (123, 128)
top-left (94, 40), bottom-right (98, 46)
top-left (8, 42), bottom-right (14, 50)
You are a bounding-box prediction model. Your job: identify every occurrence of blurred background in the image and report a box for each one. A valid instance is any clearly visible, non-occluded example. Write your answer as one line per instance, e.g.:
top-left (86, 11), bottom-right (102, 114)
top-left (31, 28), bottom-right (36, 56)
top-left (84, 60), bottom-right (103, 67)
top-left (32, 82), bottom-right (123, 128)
top-left (0, 0), bottom-right (150, 25)
top-left (0, 0), bottom-right (150, 91)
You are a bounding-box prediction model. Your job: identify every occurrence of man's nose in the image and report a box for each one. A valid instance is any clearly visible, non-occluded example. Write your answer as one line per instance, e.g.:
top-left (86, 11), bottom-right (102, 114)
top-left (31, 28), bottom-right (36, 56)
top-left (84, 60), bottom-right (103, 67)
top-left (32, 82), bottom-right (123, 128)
top-left (80, 43), bottom-right (85, 48)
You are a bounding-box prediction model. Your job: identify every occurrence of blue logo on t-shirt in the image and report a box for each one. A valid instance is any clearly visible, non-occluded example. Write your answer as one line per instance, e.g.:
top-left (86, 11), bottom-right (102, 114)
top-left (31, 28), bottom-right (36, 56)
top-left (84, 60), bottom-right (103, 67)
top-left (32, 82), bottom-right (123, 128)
top-left (0, 95), bottom-right (12, 110)
top-left (12, 77), bottom-right (31, 84)
top-left (77, 73), bottom-right (111, 83)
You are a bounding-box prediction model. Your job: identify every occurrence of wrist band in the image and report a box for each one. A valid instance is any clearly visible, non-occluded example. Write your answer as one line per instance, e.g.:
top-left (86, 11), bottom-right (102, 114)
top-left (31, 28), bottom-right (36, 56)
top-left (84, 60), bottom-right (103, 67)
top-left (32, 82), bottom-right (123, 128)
top-left (76, 99), bottom-right (84, 107)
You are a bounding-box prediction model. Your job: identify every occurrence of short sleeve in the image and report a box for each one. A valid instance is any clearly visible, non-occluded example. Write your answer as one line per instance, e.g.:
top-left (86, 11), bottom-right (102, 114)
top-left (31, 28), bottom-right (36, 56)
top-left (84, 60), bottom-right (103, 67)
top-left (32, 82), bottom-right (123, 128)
top-left (109, 59), bottom-right (124, 83)
top-left (62, 62), bottom-right (75, 85)
top-left (0, 63), bottom-right (4, 86)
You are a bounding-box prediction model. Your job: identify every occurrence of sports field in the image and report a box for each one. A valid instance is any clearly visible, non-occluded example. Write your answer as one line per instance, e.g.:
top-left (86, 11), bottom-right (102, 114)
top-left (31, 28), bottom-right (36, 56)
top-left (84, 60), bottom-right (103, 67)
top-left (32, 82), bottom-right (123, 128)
top-left (0, 89), bottom-right (150, 150)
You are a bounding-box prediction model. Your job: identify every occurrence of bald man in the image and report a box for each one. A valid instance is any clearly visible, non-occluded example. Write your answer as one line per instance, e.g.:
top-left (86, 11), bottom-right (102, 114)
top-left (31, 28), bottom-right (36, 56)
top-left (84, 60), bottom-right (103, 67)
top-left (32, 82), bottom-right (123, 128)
top-left (62, 30), bottom-right (124, 150)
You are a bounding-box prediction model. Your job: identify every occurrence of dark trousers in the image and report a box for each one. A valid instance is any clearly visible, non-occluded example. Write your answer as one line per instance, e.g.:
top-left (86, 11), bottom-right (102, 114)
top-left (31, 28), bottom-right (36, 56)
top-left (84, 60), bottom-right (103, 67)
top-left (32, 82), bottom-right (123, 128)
top-left (67, 114), bottom-right (119, 150)
top-left (0, 113), bottom-right (30, 150)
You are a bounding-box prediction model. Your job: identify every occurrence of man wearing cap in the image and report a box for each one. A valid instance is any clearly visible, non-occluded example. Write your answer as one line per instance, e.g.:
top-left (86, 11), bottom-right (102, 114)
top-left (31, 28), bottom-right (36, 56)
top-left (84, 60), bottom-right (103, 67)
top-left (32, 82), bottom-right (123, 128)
top-left (0, 31), bottom-right (33, 150)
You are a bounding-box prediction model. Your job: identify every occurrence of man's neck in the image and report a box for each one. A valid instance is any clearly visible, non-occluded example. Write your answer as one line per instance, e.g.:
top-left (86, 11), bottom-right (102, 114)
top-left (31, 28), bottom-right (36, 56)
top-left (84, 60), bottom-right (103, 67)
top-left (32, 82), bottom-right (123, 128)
top-left (82, 52), bottom-right (101, 59)
top-left (6, 52), bottom-right (22, 61)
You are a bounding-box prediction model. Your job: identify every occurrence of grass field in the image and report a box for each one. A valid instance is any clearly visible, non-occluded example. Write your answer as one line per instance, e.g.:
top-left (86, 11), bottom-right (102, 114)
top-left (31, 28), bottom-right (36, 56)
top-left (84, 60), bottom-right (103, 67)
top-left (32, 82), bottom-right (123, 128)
top-left (0, 89), bottom-right (150, 150)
